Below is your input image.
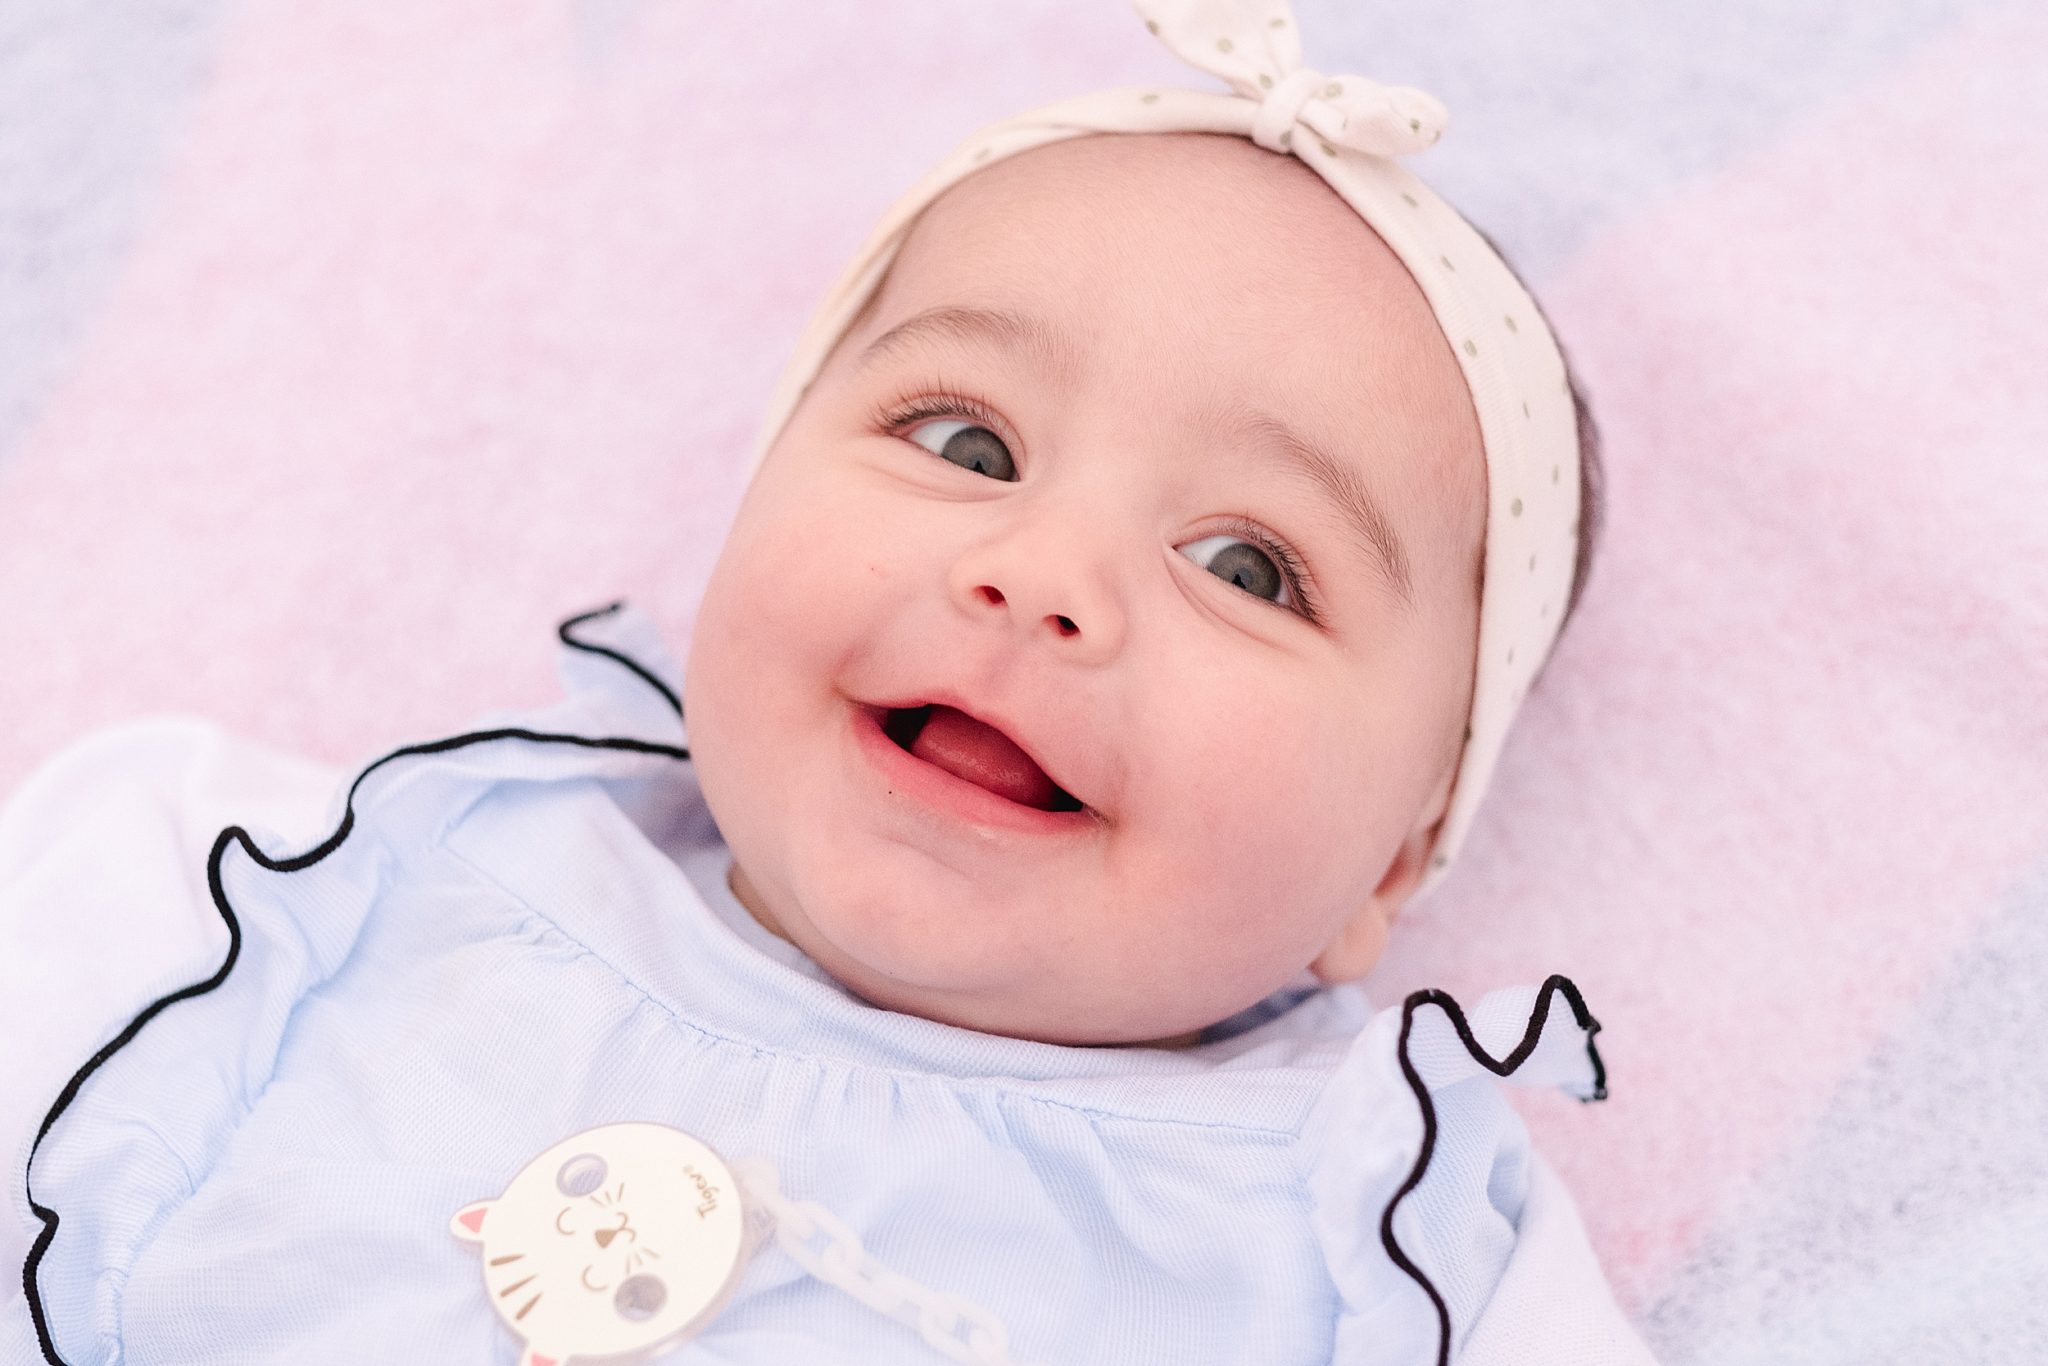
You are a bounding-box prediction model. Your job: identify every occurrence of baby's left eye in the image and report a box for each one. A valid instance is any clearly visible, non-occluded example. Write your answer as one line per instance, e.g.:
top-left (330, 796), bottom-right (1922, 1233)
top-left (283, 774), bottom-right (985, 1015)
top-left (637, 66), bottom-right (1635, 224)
top-left (1180, 532), bottom-right (1300, 613)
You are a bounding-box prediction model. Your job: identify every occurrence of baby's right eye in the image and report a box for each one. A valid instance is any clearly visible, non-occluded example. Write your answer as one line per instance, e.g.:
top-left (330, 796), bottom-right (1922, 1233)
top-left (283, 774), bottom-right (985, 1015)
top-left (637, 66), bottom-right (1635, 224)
top-left (903, 415), bottom-right (1018, 482)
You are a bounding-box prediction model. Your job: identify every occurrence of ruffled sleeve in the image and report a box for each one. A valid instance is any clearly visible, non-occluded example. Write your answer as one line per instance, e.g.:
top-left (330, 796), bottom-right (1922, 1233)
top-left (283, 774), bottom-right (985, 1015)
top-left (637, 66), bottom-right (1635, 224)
top-left (2, 718), bottom-right (347, 1362)
top-left (5, 602), bottom-right (689, 1364)
top-left (1295, 978), bottom-right (1648, 1365)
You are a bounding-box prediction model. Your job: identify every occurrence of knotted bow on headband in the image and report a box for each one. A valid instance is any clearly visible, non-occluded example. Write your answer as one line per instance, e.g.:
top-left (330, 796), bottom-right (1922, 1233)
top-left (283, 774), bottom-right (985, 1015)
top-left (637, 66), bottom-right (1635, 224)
top-left (746, 0), bottom-right (1582, 906)
top-left (1137, 1), bottom-right (1449, 158)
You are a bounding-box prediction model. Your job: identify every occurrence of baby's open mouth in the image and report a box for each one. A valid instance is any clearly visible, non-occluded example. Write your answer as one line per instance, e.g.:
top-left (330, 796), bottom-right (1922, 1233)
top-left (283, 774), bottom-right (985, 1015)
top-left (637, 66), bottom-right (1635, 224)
top-left (882, 704), bottom-right (1086, 814)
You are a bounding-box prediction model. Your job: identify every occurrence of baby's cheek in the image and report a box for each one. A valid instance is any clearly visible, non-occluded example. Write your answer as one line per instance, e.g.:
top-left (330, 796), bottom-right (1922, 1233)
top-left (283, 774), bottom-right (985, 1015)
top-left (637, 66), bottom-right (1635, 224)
top-left (1173, 722), bottom-right (1344, 872)
top-left (1121, 809), bottom-right (1323, 963)
top-left (725, 492), bottom-right (884, 650)
top-left (1147, 738), bottom-right (1377, 955)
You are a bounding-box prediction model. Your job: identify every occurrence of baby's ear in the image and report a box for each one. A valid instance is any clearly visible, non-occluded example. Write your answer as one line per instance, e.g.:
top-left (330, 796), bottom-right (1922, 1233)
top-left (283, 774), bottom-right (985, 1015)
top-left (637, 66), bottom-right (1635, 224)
top-left (1308, 898), bottom-right (1394, 985)
top-left (449, 1200), bottom-right (493, 1242)
top-left (1314, 745), bottom-right (1462, 981)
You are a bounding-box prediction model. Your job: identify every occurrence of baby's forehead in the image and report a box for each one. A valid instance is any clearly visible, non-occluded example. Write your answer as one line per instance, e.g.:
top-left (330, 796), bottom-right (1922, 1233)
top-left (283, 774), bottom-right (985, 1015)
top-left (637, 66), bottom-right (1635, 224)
top-left (893, 133), bottom-right (1427, 345)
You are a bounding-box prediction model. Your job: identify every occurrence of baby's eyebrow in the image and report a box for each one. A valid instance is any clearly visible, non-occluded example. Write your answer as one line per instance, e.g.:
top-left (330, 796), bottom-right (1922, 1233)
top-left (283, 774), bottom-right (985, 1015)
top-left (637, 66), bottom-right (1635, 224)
top-left (1222, 402), bottom-right (1414, 610)
top-left (856, 304), bottom-right (1080, 389)
top-left (857, 304), bottom-right (1413, 610)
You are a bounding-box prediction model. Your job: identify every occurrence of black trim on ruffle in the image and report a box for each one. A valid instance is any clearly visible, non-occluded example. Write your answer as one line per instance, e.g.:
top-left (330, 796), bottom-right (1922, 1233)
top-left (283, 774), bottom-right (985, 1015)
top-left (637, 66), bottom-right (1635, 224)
top-left (1379, 975), bottom-right (1607, 1366)
top-left (556, 600), bottom-right (683, 717)
top-left (21, 603), bottom-right (688, 1364)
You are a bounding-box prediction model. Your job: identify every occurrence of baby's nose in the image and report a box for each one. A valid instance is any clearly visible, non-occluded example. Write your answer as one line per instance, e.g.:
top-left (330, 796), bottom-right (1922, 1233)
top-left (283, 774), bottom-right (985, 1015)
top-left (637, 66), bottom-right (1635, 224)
top-left (950, 530), bottom-right (1126, 666)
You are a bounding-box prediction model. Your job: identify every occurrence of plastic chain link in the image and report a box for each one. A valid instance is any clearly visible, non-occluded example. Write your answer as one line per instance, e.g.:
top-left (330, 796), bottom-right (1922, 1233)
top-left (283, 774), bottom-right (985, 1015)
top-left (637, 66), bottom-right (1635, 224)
top-left (729, 1157), bottom-right (1038, 1366)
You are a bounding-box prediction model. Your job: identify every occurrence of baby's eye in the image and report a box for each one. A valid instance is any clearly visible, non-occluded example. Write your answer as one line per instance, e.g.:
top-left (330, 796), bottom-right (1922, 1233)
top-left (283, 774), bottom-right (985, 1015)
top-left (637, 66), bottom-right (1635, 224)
top-left (904, 417), bottom-right (1017, 481)
top-left (1181, 531), bottom-right (1301, 613)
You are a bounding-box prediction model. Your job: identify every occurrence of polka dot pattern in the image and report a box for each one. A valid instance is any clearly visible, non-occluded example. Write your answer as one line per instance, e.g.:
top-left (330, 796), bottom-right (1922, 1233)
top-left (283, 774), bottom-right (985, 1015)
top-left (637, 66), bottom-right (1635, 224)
top-left (743, 0), bottom-right (1581, 909)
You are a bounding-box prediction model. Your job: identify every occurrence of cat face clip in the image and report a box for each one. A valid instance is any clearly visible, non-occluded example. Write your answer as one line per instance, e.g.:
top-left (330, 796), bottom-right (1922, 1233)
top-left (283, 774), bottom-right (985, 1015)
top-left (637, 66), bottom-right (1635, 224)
top-left (450, 1122), bottom-right (748, 1366)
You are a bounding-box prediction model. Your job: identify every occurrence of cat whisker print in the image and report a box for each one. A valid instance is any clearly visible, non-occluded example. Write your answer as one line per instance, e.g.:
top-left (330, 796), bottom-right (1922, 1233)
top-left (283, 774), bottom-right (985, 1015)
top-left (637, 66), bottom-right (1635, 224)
top-left (450, 1123), bottom-right (748, 1364)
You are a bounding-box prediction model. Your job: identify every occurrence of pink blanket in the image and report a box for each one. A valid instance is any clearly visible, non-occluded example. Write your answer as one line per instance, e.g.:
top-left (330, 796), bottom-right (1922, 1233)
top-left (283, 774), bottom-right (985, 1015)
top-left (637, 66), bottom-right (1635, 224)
top-left (5, 1), bottom-right (2044, 1355)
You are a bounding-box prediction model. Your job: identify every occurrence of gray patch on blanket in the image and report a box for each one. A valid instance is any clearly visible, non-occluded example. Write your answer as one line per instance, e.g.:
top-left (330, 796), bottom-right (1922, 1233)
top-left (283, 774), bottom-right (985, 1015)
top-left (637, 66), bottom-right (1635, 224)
top-left (1642, 853), bottom-right (2048, 1364)
top-left (0, 0), bottom-right (232, 461)
top-left (573, 0), bottom-right (644, 72)
top-left (1297, 0), bottom-right (2002, 281)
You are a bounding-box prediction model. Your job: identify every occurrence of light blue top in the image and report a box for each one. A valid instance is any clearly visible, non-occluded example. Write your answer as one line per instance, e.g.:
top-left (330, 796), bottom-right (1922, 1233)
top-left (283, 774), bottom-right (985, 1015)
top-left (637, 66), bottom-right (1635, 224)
top-left (9, 604), bottom-right (1609, 1366)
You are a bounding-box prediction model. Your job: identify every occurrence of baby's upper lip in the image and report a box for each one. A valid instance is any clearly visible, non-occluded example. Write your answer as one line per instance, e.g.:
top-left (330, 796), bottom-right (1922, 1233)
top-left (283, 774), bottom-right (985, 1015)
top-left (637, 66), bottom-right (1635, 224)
top-left (862, 687), bottom-right (1103, 815)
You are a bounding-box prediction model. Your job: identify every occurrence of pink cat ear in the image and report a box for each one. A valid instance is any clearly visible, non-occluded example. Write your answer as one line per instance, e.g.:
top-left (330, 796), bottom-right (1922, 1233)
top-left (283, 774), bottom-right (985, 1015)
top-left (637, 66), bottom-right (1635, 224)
top-left (449, 1201), bottom-right (491, 1241)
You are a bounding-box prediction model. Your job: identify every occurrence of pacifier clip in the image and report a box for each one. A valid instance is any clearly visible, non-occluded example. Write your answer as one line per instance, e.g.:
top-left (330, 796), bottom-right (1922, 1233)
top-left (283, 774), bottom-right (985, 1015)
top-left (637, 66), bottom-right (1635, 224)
top-left (449, 1121), bottom-right (1035, 1366)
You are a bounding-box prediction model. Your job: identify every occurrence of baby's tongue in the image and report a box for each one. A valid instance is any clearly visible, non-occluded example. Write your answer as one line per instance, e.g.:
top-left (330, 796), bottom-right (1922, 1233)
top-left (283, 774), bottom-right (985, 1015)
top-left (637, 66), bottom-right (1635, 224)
top-left (910, 704), bottom-right (1057, 810)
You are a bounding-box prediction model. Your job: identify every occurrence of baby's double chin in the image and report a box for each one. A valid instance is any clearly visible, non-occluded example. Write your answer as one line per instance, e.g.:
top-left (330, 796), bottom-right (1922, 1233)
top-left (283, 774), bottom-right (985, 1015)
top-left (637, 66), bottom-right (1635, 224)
top-left (725, 859), bottom-right (1207, 1051)
top-left (725, 859), bottom-right (792, 943)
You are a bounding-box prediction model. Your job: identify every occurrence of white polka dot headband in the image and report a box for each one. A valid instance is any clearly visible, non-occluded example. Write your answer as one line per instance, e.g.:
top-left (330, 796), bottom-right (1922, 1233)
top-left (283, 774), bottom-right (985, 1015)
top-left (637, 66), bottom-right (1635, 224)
top-left (746, 0), bottom-right (1580, 904)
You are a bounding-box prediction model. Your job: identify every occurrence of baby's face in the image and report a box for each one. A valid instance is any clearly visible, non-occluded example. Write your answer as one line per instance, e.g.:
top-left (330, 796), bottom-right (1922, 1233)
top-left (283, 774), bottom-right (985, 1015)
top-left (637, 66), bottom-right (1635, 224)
top-left (685, 133), bottom-right (1484, 1045)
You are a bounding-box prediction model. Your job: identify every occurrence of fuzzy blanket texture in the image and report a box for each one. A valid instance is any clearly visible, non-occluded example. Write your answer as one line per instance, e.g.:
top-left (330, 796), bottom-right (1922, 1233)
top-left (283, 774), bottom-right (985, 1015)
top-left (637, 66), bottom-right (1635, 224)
top-left (3, 1), bottom-right (2044, 1359)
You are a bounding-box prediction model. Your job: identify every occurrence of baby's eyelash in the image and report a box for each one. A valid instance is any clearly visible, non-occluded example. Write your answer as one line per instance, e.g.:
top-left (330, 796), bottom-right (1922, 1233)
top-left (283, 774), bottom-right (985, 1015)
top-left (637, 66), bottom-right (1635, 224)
top-left (874, 390), bottom-right (1010, 444)
top-left (871, 391), bottom-right (1324, 626)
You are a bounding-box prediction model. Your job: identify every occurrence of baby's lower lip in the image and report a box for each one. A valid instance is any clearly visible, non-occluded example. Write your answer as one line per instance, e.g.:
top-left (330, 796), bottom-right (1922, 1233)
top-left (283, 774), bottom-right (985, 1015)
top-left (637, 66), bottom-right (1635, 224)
top-left (849, 702), bottom-right (1104, 841)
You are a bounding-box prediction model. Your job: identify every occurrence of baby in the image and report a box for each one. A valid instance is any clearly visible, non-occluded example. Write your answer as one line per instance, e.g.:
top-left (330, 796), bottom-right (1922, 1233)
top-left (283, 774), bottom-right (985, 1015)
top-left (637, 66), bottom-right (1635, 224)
top-left (4, 2), bottom-right (1650, 1364)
